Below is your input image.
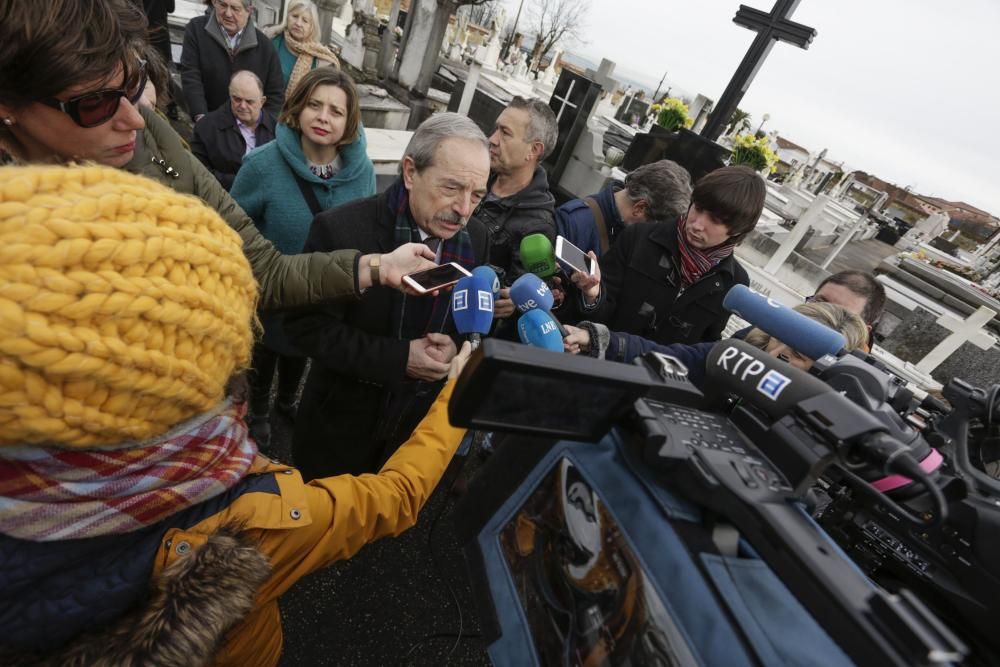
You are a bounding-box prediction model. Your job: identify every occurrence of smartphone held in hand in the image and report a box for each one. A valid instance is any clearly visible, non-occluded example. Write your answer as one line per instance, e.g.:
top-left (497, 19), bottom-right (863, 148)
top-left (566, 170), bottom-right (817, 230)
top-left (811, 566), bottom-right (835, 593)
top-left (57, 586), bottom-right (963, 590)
top-left (402, 262), bottom-right (473, 294)
top-left (555, 235), bottom-right (595, 275)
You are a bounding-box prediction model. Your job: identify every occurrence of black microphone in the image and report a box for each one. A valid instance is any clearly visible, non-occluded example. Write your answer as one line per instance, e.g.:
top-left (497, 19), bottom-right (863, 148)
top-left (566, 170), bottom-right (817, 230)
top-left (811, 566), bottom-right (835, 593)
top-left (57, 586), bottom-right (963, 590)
top-left (705, 340), bottom-right (926, 480)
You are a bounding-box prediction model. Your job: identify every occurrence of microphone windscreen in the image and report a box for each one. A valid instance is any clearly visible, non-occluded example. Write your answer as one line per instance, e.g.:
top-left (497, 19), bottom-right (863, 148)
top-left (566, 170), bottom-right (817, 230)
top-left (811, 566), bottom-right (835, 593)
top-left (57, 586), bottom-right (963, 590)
top-left (471, 265), bottom-right (501, 299)
top-left (452, 275), bottom-right (494, 336)
top-left (517, 309), bottom-right (564, 351)
top-left (519, 233), bottom-right (557, 278)
top-left (510, 273), bottom-right (554, 313)
top-left (705, 339), bottom-right (832, 421)
top-left (723, 285), bottom-right (846, 360)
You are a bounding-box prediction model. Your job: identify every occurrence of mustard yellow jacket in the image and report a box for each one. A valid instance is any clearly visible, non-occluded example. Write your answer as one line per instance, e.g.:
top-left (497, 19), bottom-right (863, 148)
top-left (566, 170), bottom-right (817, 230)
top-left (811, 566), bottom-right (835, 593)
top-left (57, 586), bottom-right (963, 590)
top-left (152, 381), bottom-right (465, 666)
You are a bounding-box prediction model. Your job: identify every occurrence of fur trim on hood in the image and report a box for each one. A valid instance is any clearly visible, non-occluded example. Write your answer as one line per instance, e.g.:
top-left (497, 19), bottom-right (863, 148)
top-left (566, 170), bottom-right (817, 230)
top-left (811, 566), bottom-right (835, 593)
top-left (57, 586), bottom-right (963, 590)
top-left (3, 527), bottom-right (271, 667)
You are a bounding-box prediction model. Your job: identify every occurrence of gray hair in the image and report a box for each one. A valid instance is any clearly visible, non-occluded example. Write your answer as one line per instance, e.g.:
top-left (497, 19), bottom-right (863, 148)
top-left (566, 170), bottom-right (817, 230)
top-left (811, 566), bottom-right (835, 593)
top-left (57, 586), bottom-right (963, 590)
top-left (281, 0), bottom-right (321, 42)
top-left (229, 70), bottom-right (264, 95)
top-left (402, 112), bottom-right (489, 172)
top-left (624, 159), bottom-right (693, 222)
top-left (508, 96), bottom-right (558, 161)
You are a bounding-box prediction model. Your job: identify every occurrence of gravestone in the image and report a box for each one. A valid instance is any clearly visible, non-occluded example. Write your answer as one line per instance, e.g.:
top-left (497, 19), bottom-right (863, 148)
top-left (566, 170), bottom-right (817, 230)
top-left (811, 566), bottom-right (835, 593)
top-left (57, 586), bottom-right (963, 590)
top-left (620, 128), bottom-right (730, 182)
top-left (447, 79), bottom-right (507, 136)
top-left (545, 60), bottom-right (616, 185)
top-left (614, 96), bottom-right (649, 127)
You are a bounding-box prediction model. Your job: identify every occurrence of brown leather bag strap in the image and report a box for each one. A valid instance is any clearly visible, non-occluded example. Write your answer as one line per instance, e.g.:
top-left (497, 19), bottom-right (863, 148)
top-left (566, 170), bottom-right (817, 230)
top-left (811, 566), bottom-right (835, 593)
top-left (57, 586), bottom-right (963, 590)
top-left (583, 196), bottom-right (610, 254)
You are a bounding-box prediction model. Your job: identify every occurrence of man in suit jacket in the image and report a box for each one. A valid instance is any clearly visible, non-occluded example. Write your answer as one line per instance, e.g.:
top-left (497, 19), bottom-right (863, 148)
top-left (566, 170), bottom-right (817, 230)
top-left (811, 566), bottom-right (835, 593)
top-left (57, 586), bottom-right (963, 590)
top-left (191, 71), bottom-right (276, 190)
top-left (285, 113), bottom-right (491, 480)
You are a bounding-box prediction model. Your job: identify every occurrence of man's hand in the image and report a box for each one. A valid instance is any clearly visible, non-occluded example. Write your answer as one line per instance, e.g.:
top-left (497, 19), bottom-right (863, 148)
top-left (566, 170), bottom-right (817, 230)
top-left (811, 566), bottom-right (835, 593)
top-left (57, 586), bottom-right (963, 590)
top-left (448, 341), bottom-right (473, 379)
top-left (550, 276), bottom-right (566, 309)
top-left (424, 332), bottom-right (457, 365)
top-left (562, 324), bottom-right (591, 355)
top-left (571, 251), bottom-right (601, 306)
top-left (406, 336), bottom-right (452, 381)
top-left (494, 287), bottom-right (516, 319)
top-left (360, 244), bottom-right (438, 293)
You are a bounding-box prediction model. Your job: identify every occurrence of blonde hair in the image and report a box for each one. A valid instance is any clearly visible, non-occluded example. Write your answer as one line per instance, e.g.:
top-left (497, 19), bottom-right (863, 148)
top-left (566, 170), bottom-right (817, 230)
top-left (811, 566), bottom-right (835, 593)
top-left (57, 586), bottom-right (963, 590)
top-left (744, 302), bottom-right (868, 354)
top-left (280, 0), bottom-right (321, 42)
top-left (0, 165), bottom-right (258, 447)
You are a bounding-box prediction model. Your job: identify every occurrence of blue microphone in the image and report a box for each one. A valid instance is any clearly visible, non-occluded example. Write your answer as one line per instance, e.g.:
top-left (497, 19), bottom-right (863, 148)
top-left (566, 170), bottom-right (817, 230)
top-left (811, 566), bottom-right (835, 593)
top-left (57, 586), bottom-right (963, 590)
top-left (509, 273), bottom-right (568, 337)
top-left (517, 309), bottom-right (564, 352)
top-left (471, 265), bottom-right (501, 301)
top-left (723, 285), bottom-right (846, 360)
top-left (452, 274), bottom-right (494, 350)
top-left (509, 273), bottom-right (554, 313)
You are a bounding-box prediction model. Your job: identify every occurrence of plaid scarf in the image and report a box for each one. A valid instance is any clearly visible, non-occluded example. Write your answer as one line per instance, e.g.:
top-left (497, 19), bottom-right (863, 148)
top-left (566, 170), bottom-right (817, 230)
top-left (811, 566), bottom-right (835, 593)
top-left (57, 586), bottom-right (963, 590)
top-left (0, 401), bottom-right (256, 542)
top-left (387, 180), bottom-right (476, 338)
top-left (675, 214), bottom-right (736, 287)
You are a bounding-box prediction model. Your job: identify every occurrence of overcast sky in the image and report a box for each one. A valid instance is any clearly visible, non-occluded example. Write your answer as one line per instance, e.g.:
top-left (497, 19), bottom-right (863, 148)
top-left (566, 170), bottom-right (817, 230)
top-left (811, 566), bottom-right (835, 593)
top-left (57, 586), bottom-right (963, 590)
top-left (502, 0), bottom-right (1000, 216)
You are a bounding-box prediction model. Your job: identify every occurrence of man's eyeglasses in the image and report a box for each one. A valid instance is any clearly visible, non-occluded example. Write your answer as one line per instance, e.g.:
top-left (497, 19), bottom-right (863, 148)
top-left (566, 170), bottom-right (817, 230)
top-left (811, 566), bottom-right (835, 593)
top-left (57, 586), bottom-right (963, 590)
top-left (39, 60), bottom-right (147, 129)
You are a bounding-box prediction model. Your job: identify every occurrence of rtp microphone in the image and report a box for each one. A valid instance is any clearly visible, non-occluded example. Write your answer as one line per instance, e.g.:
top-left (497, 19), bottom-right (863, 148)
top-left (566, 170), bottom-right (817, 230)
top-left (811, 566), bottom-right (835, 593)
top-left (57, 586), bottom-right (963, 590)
top-left (471, 265), bottom-right (501, 300)
top-left (722, 285), bottom-right (846, 360)
top-left (705, 340), bottom-right (932, 482)
top-left (452, 274), bottom-right (494, 350)
top-left (519, 233), bottom-right (557, 278)
top-left (517, 309), bottom-right (564, 352)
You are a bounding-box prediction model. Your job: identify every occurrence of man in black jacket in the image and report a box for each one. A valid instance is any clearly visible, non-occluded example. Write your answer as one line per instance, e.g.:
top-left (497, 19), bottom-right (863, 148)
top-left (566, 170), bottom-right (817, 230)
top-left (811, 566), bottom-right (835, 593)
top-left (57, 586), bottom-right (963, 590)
top-left (190, 70), bottom-right (276, 190)
top-left (181, 0), bottom-right (284, 122)
top-left (285, 113), bottom-right (490, 480)
top-left (588, 165), bottom-right (765, 345)
top-left (472, 96), bottom-right (557, 317)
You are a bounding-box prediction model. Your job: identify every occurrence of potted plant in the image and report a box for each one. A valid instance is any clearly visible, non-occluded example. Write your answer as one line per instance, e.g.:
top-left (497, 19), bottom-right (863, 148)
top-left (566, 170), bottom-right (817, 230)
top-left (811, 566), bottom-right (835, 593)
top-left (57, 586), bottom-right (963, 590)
top-left (650, 98), bottom-right (693, 133)
top-left (729, 133), bottom-right (779, 174)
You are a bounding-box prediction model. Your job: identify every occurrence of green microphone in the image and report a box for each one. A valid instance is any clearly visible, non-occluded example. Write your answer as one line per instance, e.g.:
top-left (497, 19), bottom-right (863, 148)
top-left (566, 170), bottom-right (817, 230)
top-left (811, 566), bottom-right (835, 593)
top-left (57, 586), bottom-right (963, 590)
top-left (519, 233), bottom-right (557, 278)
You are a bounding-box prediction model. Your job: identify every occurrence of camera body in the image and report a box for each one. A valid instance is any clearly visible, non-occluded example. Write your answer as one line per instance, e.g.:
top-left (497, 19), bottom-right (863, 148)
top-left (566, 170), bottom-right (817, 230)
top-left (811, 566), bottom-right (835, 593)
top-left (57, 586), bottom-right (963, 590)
top-left (449, 339), bottom-right (996, 666)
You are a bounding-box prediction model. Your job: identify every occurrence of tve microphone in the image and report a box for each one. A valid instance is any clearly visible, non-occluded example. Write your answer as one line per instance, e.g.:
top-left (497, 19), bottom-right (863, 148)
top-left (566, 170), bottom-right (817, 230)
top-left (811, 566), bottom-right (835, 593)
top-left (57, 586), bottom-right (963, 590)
top-left (509, 272), bottom-right (554, 313)
top-left (452, 274), bottom-right (494, 350)
top-left (519, 233), bottom-right (557, 278)
top-left (517, 309), bottom-right (564, 351)
top-left (471, 265), bottom-right (501, 300)
top-left (509, 273), bottom-right (567, 336)
top-left (722, 284), bottom-right (846, 360)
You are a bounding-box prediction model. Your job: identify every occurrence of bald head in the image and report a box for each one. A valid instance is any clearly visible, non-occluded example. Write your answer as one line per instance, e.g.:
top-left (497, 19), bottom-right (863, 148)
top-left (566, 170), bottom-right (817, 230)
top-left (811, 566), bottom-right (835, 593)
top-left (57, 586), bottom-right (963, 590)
top-left (229, 71), bottom-right (266, 128)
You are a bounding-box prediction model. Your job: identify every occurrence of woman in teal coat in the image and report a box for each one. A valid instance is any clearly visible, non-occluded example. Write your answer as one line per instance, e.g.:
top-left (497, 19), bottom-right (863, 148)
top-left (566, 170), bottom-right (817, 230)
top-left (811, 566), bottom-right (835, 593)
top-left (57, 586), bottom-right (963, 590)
top-left (231, 66), bottom-right (375, 448)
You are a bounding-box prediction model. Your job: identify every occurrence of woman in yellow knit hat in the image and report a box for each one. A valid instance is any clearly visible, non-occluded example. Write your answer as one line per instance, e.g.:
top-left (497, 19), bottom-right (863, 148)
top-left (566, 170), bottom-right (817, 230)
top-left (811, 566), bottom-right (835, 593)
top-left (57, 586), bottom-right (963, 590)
top-left (0, 164), bottom-right (472, 666)
top-left (0, 0), bottom-right (436, 310)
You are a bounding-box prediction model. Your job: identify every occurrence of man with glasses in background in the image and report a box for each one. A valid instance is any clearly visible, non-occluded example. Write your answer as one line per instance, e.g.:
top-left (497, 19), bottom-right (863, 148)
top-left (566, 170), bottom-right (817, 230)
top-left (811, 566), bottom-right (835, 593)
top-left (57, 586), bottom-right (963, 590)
top-left (181, 0), bottom-right (285, 123)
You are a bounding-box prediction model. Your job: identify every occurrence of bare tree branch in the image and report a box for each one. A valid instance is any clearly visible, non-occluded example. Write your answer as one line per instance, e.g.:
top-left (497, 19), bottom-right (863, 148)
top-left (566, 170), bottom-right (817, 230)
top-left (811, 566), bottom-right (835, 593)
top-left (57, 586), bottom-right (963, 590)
top-left (527, 0), bottom-right (589, 68)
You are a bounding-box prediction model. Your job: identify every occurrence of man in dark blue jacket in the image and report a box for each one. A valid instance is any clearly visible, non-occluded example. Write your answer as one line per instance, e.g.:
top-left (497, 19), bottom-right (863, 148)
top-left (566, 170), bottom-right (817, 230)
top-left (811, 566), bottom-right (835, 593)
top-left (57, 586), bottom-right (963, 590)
top-left (555, 159), bottom-right (692, 257)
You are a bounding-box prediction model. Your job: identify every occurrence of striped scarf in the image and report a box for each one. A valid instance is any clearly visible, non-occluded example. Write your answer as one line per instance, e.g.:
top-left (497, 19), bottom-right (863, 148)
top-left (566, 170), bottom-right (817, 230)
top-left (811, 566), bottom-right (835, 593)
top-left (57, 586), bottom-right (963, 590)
top-left (675, 214), bottom-right (736, 287)
top-left (0, 401), bottom-right (256, 542)
top-left (387, 180), bottom-right (476, 338)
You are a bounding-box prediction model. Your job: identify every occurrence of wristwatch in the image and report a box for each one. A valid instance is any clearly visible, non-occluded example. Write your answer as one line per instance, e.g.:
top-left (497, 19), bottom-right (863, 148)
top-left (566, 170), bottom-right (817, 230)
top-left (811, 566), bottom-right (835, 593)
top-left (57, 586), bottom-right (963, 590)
top-left (369, 254), bottom-right (381, 287)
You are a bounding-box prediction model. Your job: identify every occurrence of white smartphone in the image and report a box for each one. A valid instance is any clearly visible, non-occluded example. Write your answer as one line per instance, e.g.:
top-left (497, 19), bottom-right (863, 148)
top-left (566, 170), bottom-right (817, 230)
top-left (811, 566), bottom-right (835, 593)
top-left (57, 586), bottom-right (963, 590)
top-left (555, 235), bottom-right (595, 275)
top-left (401, 262), bottom-right (472, 294)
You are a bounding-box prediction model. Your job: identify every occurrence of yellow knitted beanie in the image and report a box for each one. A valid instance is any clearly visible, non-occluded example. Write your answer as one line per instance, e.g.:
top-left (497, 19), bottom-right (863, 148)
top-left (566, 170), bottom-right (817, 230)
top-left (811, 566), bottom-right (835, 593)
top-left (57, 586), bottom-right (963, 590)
top-left (0, 165), bottom-right (258, 448)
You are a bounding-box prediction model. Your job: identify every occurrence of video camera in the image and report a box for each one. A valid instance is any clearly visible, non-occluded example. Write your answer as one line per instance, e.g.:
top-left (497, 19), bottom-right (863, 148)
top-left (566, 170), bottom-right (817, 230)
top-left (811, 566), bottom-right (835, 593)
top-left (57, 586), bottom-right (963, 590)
top-left (448, 323), bottom-right (998, 665)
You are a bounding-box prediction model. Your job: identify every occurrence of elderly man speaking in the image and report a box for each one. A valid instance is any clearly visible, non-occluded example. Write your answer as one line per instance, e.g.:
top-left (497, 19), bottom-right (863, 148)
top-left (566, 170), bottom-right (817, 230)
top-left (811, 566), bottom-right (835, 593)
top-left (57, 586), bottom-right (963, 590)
top-left (286, 113), bottom-right (491, 480)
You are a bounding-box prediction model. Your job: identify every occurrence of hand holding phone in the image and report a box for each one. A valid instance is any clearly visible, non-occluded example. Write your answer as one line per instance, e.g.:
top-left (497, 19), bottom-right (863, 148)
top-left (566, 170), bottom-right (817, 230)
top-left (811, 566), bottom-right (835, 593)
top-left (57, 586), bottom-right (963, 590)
top-left (555, 236), bottom-right (595, 276)
top-left (401, 262), bottom-right (472, 295)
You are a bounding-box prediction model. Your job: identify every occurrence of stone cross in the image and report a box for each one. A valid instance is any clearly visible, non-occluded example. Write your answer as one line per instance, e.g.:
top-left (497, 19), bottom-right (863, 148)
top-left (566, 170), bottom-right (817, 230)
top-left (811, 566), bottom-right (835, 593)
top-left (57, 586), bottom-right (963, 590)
top-left (701, 0), bottom-right (817, 140)
top-left (915, 307), bottom-right (998, 374)
top-left (764, 193), bottom-right (830, 274)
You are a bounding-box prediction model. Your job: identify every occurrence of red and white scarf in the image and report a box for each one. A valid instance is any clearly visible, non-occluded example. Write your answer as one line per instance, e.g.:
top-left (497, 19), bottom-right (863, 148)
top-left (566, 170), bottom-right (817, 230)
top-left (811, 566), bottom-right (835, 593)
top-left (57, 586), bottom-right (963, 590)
top-left (0, 401), bottom-right (256, 542)
top-left (676, 215), bottom-right (736, 287)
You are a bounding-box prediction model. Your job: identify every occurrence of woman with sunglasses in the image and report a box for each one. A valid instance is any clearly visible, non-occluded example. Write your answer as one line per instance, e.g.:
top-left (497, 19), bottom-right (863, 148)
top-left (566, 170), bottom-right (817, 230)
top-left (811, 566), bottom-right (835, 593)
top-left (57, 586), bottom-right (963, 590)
top-left (0, 0), bottom-right (435, 308)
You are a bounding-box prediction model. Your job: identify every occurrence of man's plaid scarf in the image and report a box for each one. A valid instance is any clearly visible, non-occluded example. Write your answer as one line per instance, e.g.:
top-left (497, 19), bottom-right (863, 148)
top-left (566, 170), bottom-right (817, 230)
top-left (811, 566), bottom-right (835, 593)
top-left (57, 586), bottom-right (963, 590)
top-left (0, 401), bottom-right (256, 541)
top-left (387, 179), bottom-right (476, 337)
top-left (676, 214), bottom-right (736, 288)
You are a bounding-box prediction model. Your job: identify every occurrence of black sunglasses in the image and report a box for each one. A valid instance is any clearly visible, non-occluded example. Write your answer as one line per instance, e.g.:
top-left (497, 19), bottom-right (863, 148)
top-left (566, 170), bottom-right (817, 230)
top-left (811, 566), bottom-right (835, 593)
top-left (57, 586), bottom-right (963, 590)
top-left (39, 61), bottom-right (148, 128)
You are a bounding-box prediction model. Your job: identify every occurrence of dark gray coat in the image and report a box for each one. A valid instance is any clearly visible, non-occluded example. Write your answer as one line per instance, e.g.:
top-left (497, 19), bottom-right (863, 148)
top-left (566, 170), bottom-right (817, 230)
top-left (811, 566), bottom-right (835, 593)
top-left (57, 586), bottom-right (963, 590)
top-left (190, 103), bottom-right (277, 190)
